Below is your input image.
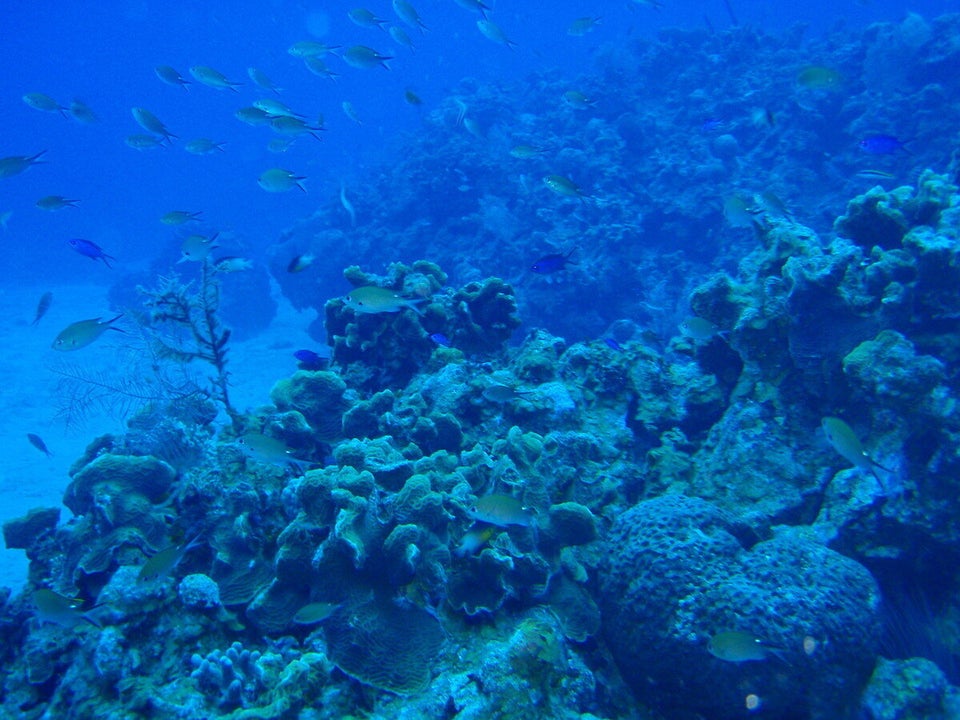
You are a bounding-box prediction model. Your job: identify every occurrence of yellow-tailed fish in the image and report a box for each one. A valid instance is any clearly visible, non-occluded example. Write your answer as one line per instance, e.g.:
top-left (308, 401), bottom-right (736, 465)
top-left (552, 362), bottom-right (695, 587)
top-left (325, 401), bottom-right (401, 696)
top-left (247, 67), bottom-right (281, 94)
top-left (468, 495), bottom-right (534, 527)
top-left (155, 65), bottom-right (191, 89)
top-left (303, 56), bottom-right (340, 81)
top-left (510, 145), bottom-right (546, 159)
top-left (213, 256), bottom-right (253, 273)
top-left (138, 535), bottom-right (202, 583)
top-left (388, 25), bottom-right (416, 51)
top-left (722, 194), bottom-right (760, 228)
top-left (454, 0), bottom-right (491, 17)
top-left (340, 183), bottom-right (356, 226)
top-left (796, 65), bottom-right (843, 91)
top-left (36, 195), bottom-right (79, 211)
top-left (237, 433), bottom-right (311, 473)
top-left (235, 106), bottom-right (273, 126)
top-left (68, 99), bottom-right (99, 124)
top-left (287, 253), bottom-right (316, 273)
top-left (52, 314), bottom-right (124, 351)
top-left (856, 169), bottom-right (895, 180)
top-left (463, 117), bottom-right (484, 140)
top-left (477, 19), bottom-right (516, 49)
top-left (293, 602), bottom-right (338, 624)
top-left (254, 98), bottom-right (304, 119)
top-left (454, 525), bottom-right (497, 556)
top-left (268, 138), bottom-right (297, 153)
top-left (543, 174), bottom-right (587, 200)
top-left (288, 41), bottom-right (340, 58)
top-left (562, 90), bottom-right (596, 110)
top-left (33, 589), bottom-right (101, 629)
top-left (0, 151), bottom-right (47, 178)
top-left (679, 316), bottom-right (727, 342)
top-left (821, 417), bottom-right (891, 480)
top-left (270, 116), bottom-right (322, 140)
top-left (22, 93), bottom-right (67, 117)
top-left (708, 631), bottom-right (778, 663)
top-left (132, 107), bottom-right (176, 142)
top-left (125, 134), bottom-right (165, 150)
top-left (568, 16), bottom-right (602, 35)
top-left (393, 0), bottom-right (428, 32)
top-left (162, 210), bottom-right (203, 225)
top-left (184, 138), bottom-right (226, 155)
top-left (349, 8), bottom-right (388, 29)
top-left (342, 101), bottom-right (362, 125)
top-left (343, 45), bottom-right (392, 70)
top-left (32, 291), bottom-right (53, 326)
top-left (343, 286), bottom-right (424, 315)
top-left (258, 168), bottom-right (307, 193)
top-left (482, 384), bottom-right (531, 403)
top-left (189, 65), bottom-right (243, 92)
top-left (179, 232), bottom-right (219, 262)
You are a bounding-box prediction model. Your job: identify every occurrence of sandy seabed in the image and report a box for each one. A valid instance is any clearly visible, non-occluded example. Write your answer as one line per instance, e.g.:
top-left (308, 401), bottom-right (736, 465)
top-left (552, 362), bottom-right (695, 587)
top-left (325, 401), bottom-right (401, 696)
top-left (0, 281), bottom-right (317, 591)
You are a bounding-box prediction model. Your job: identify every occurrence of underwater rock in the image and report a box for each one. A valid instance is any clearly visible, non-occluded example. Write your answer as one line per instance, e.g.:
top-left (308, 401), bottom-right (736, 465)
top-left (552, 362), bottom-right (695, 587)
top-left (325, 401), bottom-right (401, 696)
top-left (3, 507), bottom-right (59, 550)
top-left (270, 370), bottom-right (348, 441)
top-left (835, 185), bottom-right (911, 250)
top-left (600, 494), bottom-right (881, 720)
top-left (178, 573), bottom-right (221, 610)
top-left (542, 502), bottom-right (598, 548)
top-left (842, 330), bottom-right (947, 411)
top-left (860, 657), bottom-right (960, 720)
top-left (333, 436), bottom-right (414, 491)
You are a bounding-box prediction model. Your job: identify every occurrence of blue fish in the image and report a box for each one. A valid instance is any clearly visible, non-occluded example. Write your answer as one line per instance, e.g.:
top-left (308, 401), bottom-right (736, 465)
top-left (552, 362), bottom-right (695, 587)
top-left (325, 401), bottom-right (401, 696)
top-left (531, 247), bottom-right (577, 274)
top-left (700, 118), bottom-right (725, 133)
top-left (293, 349), bottom-right (327, 371)
top-left (68, 238), bottom-right (115, 268)
top-left (603, 337), bottom-right (622, 351)
top-left (430, 333), bottom-right (451, 347)
top-left (858, 134), bottom-right (909, 155)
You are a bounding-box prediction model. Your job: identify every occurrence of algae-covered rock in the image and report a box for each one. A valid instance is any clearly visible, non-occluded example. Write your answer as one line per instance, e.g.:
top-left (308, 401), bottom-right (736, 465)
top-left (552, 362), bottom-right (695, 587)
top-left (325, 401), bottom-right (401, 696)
top-left (861, 657), bottom-right (958, 720)
top-left (3, 507), bottom-right (59, 550)
top-left (835, 185), bottom-right (911, 250)
top-left (843, 330), bottom-right (946, 410)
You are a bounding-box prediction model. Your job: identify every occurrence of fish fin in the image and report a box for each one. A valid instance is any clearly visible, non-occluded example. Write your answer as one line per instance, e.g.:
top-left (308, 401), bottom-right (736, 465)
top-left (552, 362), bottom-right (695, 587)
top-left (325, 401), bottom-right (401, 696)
top-left (81, 612), bottom-right (103, 629)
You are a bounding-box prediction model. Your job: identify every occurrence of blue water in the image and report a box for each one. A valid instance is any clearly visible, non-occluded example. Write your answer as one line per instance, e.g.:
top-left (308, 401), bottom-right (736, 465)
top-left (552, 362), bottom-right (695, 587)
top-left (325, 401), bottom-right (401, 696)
top-left (3, 1), bottom-right (960, 718)
top-left (0, 0), bottom-right (948, 283)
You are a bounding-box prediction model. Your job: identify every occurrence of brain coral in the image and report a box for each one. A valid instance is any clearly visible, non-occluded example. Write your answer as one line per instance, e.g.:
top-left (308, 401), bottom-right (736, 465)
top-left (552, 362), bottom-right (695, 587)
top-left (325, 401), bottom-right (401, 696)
top-left (599, 494), bottom-right (881, 720)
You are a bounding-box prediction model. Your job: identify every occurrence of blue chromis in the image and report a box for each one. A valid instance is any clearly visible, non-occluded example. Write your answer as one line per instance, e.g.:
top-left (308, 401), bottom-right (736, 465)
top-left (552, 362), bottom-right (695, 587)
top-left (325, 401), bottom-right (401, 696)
top-left (429, 333), bottom-right (451, 347)
top-left (343, 286), bottom-right (425, 314)
top-left (294, 349), bottom-right (328, 370)
top-left (258, 168), bottom-right (307, 192)
top-left (68, 238), bottom-right (115, 267)
top-left (52, 314), bottom-right (124, 351)
top-left (531, 247), bottom-right (577, 274)
top-left (32, 291), bottom-right (53, 326)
